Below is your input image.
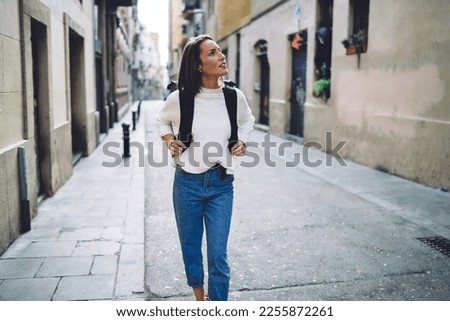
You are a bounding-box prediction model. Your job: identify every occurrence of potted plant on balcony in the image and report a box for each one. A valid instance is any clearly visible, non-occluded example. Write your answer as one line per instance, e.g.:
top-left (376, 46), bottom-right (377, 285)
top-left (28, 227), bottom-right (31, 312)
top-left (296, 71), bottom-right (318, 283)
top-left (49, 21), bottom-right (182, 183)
top-left (341, 30), bottom-right (367, 69)
top-left (313, 78), bottom-right (330, 100)
top-left (341, 29), bottom-right (367, 55)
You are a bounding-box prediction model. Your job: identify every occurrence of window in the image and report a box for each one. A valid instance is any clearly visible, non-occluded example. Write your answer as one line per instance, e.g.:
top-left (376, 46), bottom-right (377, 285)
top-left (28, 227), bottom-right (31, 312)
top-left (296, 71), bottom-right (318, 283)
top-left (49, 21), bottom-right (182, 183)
top-left (314, 0), bottom-right (333, 100)
top-left (255, 41), bottom-right (267, 57)
top-left (183, 0), bottom-right (201, 12)
top-left (94, 4), bottom-right (99, 40)
top-left (348, 0), bottom-right (370, 53)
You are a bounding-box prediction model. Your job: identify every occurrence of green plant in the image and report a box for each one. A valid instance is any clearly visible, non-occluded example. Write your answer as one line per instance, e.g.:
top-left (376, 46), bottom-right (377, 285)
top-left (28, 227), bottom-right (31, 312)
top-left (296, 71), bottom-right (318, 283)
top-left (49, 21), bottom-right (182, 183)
top-left (314, 78), bottom-right (330, 95)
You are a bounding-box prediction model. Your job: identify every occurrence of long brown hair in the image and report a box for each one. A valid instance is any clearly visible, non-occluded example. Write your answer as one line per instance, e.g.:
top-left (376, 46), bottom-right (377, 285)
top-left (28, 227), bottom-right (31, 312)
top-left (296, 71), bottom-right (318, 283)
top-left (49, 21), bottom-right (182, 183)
top-left (178, 34), bottom-right (213, 96)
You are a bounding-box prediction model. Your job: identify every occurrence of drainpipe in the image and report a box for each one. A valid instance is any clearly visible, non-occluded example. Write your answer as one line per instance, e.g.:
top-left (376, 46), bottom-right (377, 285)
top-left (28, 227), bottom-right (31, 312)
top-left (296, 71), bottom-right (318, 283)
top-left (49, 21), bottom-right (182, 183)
top-left (18, 147), bottom-right (31, 232)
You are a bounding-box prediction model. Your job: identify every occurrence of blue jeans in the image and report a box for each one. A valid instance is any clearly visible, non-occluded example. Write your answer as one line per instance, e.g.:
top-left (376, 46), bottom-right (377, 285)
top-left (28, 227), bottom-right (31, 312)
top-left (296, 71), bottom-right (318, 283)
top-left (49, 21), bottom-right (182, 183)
top-left (173, 165), bottom-right (234, 301)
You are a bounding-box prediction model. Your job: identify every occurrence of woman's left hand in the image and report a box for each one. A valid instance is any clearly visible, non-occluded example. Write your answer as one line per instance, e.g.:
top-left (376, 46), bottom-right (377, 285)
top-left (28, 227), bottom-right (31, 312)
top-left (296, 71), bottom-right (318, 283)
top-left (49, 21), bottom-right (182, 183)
top-left (231, 140), bottom-right (246, 157)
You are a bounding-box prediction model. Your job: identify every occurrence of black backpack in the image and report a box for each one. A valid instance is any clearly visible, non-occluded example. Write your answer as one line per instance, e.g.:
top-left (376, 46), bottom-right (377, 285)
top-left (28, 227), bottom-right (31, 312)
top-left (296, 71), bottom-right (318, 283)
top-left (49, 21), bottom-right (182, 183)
top-left (175, 81), bottom-right (238, 152)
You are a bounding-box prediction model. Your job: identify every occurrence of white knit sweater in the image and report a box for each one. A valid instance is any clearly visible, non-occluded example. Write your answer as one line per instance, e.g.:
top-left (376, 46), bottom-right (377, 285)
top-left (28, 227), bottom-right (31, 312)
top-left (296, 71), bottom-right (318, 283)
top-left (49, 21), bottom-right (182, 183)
top-left (155, 86), bottom-right (255, 174)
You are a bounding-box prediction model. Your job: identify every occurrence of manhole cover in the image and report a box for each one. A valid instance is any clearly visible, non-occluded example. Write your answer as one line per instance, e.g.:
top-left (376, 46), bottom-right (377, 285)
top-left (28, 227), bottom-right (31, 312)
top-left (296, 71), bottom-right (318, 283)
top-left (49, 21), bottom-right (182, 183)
top-left (417, 236), bottom-right (450, 258)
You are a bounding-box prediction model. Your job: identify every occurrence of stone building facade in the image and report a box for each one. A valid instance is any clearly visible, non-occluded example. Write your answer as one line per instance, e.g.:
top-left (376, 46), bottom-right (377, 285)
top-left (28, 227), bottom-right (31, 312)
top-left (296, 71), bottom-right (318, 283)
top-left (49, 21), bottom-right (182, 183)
top-left (169, 0), bottom-right (450, 189)
top-left (168, 0), bottom-right (187, 81)
top-left (133, 28), bottom-right (165, 100)
top-left (0, 0), bottom-right (138, 255)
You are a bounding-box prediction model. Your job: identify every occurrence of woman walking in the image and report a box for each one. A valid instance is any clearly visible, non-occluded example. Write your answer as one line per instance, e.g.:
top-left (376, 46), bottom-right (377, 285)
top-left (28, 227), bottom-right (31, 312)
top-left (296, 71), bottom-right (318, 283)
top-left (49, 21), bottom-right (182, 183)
top-left (155, 35), bottom-right (254, 301)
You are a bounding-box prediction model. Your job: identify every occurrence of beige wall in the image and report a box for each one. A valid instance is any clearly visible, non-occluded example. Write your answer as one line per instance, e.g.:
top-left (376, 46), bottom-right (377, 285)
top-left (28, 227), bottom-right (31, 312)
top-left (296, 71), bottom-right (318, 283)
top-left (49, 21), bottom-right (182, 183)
top-left (217, 0), bottom-right (250, 39)
top-left (170, 0), bottom-right (185, 49)
top-left (305, 0), bottom-right (450, 188)
top-left (0, 0), bottom-right (23, 149)
top-left (250, 0), bottom-right (286, 18)
top-left (168, 0), bottom-right (186, 79)
top-left (236, 0), bottom-right (315, 136)
top-left (1, 0), bottom-right (33, 255)
top-left (40, 0), bottom-right (96, 131)
top-left (215, 0), bottom-right (449, 188)
top-left (0, 0), bottom-right (97, 254)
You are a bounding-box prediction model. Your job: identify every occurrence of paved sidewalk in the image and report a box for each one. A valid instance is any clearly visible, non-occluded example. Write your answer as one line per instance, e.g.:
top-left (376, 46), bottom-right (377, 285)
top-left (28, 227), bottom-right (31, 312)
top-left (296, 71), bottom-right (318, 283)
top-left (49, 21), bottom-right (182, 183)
top-left (0, 105), bottom-right (145, 301)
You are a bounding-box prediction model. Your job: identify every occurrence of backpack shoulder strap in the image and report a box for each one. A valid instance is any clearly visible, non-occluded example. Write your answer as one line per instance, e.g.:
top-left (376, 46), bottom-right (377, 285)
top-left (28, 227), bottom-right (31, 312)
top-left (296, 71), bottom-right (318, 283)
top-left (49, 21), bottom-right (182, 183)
top-left (222, 86), bottom-right (238, 151)
top-left (177, 90), bottom-right (194, 147)
top-left (178, 86), bottom-right (238, 151)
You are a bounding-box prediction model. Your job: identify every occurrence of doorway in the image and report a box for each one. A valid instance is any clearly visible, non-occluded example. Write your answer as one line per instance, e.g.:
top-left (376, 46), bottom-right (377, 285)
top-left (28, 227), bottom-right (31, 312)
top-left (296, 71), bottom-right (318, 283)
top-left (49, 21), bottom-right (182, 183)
top-left (289, 30), bottom-right (308, 137)
top-left (30, 20), bottom-right (48, 197)
top-left (95, 56), bottom-right (107, 135)
top-left (255, 40), bottom-right (270, 125)
top-left (68, 30), bottom-right (86, 164)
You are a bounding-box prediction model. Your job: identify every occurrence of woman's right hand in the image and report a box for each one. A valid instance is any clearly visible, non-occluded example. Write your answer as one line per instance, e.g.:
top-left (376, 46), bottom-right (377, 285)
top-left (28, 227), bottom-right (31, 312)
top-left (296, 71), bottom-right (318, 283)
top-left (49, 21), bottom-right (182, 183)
top-left (167, 139), bottom-right (186, 157)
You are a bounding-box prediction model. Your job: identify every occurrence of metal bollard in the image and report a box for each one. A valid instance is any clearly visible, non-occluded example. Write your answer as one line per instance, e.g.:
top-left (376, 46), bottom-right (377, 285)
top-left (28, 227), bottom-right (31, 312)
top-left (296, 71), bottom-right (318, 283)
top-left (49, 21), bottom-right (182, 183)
top-left (122, 123), bottom-right (131, 158)
top-left (109, 101), bottom-right (115, 127)
top-left (132, 111), bottom-right (137, 131)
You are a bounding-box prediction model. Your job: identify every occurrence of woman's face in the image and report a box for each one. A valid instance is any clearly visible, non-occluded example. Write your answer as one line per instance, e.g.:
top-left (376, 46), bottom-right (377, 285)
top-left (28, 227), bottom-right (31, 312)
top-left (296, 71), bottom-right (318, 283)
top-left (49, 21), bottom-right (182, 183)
top-left (199, 39), bottom-right (228, 80)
